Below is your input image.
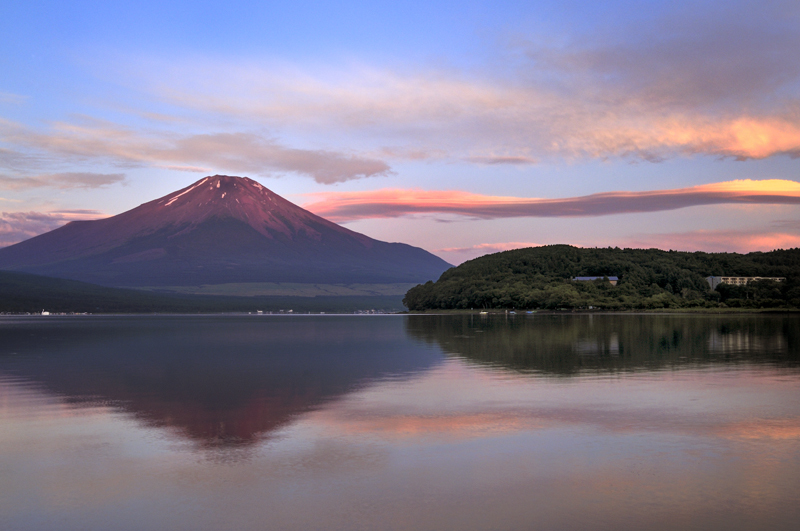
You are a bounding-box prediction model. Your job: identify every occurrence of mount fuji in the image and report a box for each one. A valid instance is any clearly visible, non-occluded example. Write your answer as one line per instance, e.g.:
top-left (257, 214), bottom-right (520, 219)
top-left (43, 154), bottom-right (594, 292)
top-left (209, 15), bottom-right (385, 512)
top-left (0, 175), bottom-right (451, 288)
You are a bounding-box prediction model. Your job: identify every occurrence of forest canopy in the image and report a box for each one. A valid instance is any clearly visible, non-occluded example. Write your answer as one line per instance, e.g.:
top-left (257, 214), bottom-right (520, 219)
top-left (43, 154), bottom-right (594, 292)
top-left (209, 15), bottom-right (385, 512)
top-left (403, 245), bottom-right (800, 311)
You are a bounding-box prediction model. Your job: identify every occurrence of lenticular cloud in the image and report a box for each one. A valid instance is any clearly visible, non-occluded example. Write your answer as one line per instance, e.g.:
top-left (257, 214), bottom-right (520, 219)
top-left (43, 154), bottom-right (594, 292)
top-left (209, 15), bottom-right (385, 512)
top-left (303, 179), bottom-right (800, 222)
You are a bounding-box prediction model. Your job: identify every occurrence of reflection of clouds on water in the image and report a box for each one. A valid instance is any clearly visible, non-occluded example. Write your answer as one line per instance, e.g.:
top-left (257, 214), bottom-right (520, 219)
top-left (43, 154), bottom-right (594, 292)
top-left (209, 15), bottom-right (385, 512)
top-left (2, 314), bottom-right (798, 454)
top-left (715, 419), bottom-right (800, 441)
top-left (302, 358), bottom-right (800, 444)
top-left (2, 316), bottom-right (800, 530)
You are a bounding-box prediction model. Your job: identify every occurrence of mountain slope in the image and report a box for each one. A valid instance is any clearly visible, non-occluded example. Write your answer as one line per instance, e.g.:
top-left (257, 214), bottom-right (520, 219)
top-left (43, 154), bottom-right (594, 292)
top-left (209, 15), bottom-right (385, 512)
top-left (0, 175), bottom-right (451, 287)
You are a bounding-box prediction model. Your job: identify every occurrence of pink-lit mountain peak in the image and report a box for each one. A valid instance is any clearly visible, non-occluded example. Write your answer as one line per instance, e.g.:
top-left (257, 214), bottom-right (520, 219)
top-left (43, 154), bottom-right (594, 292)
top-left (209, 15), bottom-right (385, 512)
top-left (143, 175), bottom-right (363, 242)
top-left (0, 175), bottom-right (451, 287)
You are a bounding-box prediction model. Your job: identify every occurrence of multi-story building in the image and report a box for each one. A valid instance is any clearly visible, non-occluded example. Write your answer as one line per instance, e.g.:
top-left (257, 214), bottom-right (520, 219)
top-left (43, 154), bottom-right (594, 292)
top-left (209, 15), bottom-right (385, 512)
top-left (705, 276), bottom-right (785, 290)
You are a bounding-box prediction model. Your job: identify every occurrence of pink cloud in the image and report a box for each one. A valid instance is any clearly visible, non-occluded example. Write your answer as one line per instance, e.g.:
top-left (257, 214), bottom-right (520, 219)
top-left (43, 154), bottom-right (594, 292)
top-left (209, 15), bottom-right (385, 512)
top-left (121, 29), bottom-right (800, 164)
top-left (303, 179), bottom-right (800, 222)
top-left (433, 242), bottom-right (544, 264)
top-left (435, 242), bottom-right (544, 254)
top-left (623, 230), bottom-right (800, 254)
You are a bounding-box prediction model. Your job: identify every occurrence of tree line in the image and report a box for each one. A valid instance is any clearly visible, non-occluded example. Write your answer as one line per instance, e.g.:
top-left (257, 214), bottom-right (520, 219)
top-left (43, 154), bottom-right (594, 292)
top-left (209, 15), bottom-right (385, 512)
top-left (403, 245), bottom-right (800, 311)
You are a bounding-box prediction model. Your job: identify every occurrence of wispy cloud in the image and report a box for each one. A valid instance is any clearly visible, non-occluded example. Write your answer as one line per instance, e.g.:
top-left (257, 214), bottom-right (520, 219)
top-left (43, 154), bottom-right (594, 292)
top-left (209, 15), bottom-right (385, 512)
top-left (433, 242), bottom-right (544, 264)
top-left (0, 121), bottom-right (391, 184)
top-left (465, 156), bottom-right (538, 165)
top-left (117, 2), bottom-right (800, 165)
top-left (0, 92), bottom-right (28, 105)
top-left (527, 3), bottom-right (800, 111)
top-left (624, 230), bottom-right (800, 254)
top-left (0, 210), bottom-right (106, 247)
top-left (432, 229), bottom-right (800, 264)
top-left (0, 172), bottom-right (126, 190)
top-left (137, 61), bottom-right (800, 163)
top-left (303, 179), bottom-right (800, 222)
top-left (434, 242), bottom-right (544, 254)
top-left (4, 3), bottom-right (798, 184)
top-left (162, 165), bottom-right (210, 173)
top-left (2, 2), bottom-right (796, 192)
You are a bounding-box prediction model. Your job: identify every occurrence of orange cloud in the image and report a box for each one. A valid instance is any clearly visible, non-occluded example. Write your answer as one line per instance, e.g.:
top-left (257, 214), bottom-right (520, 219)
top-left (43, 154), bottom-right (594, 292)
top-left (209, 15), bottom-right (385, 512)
top-left (649, 117), bottom-right (800, 160)
top-left (303, 179), bottom-right (800, 222)
top-left (120, 45), bottom-right (800, 163)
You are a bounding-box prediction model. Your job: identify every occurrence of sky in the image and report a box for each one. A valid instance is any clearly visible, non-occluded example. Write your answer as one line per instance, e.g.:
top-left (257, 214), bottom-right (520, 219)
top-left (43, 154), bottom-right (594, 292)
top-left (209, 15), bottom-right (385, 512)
top-left (1, 0), bottom-right (799, 264)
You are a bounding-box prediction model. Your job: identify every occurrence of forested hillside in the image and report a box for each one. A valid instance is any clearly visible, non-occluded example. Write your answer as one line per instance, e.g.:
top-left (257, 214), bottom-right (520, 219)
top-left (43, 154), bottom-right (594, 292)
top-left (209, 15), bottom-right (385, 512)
top-left (403, 245), bottom-right (800, 311)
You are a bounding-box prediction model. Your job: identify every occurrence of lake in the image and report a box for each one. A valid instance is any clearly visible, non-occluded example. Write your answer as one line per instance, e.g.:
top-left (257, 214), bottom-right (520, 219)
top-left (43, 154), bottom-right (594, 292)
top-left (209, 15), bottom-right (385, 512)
top-left (1, 314), bottom-right (799, 530)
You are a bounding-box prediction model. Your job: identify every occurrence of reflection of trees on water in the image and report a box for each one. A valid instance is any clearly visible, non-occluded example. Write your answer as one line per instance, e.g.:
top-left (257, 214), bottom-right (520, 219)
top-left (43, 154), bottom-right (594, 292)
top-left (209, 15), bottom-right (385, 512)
top-left (4, 314), bottom-right (798, 450)
top-left (406, 314), bottom-right (800, 376)
top-left (0, 316), bottom-right (440, 449)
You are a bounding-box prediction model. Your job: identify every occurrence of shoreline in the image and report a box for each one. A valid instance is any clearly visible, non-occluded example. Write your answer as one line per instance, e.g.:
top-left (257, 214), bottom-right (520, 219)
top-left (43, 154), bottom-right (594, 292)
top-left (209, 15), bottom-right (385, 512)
top-left (400, 307), bottom-right (800, 315)
top-left (3, 308), bottom-right (799, 317)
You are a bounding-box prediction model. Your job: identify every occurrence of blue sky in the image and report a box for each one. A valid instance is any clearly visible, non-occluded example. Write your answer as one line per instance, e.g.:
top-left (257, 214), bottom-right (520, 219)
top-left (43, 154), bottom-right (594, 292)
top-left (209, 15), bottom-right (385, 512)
top-left (2, 0), bottom-right (799, 262)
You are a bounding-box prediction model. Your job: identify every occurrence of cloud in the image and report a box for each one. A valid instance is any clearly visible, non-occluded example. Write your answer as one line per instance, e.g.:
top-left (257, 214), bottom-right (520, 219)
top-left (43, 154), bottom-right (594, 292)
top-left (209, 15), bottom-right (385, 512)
top-left (432, 228), bottom-right (800, 264)
top-left (0, 147), bottom-right (53, 173)
top-left (432, 242), bottom-right (543, 264)
top-left (434, 242), bottom-right (543, 254)
top-left (166, 133), bottom-right (391, 183)
top-left (116, 2), bottom-right (800, 166)
top-left (0, 210), bottom-right (106, 247)
top-left (302, 179), bottom-right (800, 222)
top-left (526, 4), bottom-right (800, 109)
top-left (0, 120), bottom-right (391, 184)
top-left (2, 2), bottom-right (796, 186)
top-left (623, 230), bottom-right (800, 254)
top-left (6, 3), bottom-right (799, 181)
top-left (0, 172), bottom-right (126, 190)
top-left (162, 165), bottom-right (210, 173)
top-left (0, 92), bottom-right (27, 105)
top-left (465, 156), bottom-right (538, 165)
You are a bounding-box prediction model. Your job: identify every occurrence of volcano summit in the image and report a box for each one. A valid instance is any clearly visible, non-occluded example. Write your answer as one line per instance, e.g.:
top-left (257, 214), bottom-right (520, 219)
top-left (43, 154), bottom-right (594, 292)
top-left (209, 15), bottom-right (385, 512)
top-left (0, 176), bottom-right (451, 288)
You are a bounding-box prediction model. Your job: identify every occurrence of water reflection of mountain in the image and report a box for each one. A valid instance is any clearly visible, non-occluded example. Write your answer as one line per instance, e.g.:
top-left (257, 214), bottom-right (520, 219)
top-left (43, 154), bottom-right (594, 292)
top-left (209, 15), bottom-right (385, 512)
top-left (0, 316), bottom-right (440, 448)
top-left (406, 314), bottom-right (800, 375)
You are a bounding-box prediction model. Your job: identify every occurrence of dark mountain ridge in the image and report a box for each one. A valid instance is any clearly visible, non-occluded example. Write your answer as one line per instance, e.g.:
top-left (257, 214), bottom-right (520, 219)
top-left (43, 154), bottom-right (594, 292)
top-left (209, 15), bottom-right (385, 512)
top-left (0, 175), bottom-right (451, 287)
top-left (0, 270), bottom-right (407, 313)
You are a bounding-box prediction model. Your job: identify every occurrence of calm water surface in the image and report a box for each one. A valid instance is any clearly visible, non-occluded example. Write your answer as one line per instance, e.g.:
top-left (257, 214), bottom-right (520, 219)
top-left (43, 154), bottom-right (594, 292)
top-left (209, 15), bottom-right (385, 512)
top-left (1, 314), bottom-right (799, 530)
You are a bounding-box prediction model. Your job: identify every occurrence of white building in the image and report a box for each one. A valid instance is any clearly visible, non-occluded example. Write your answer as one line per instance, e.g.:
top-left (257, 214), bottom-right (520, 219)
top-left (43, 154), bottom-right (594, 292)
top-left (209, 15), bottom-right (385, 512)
top-left (705, 276), bottom-right (785, 290)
